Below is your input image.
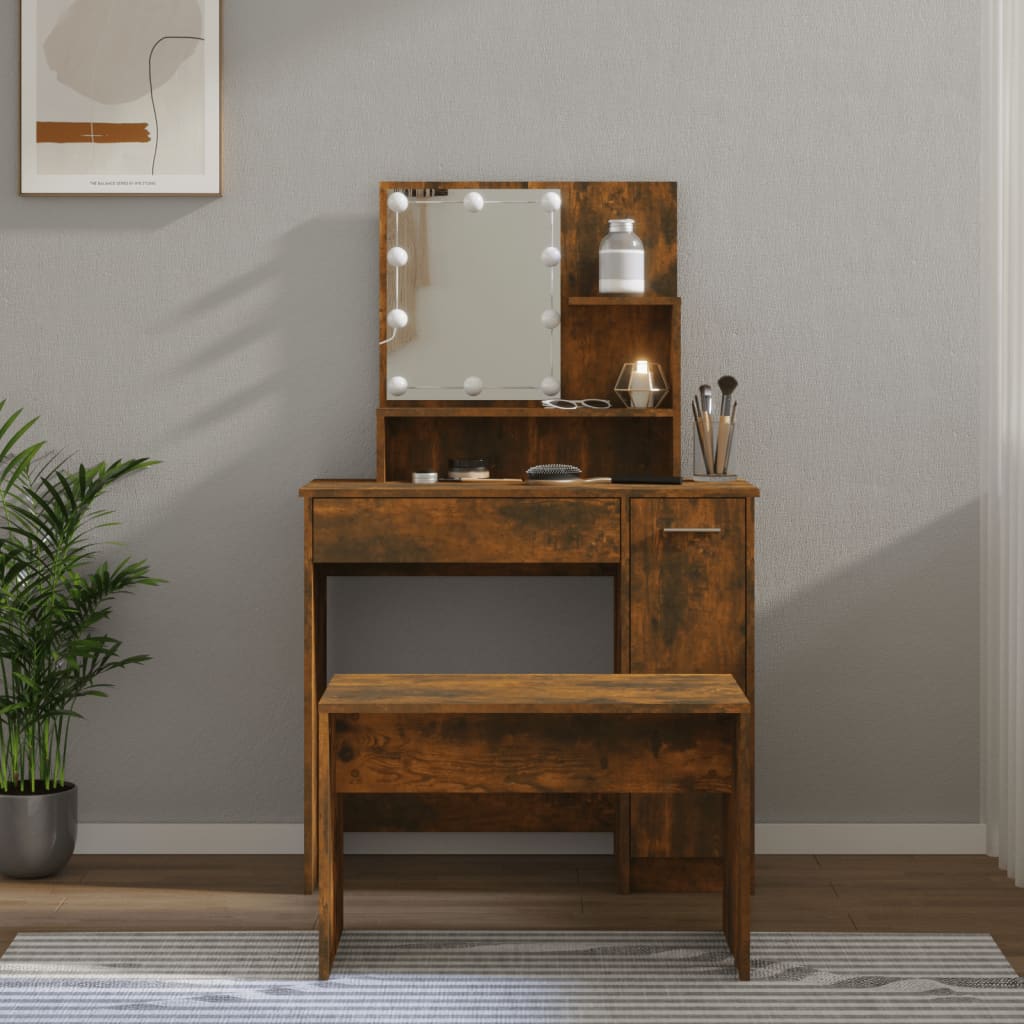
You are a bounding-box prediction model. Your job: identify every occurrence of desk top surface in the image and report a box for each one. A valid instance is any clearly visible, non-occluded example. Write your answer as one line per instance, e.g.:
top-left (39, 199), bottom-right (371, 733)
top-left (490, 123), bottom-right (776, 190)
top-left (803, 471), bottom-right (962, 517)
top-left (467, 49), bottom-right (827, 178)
top-left (300, 479), bottom-right (759, 498)
top-left (319, 673), bottom-right (750, 716)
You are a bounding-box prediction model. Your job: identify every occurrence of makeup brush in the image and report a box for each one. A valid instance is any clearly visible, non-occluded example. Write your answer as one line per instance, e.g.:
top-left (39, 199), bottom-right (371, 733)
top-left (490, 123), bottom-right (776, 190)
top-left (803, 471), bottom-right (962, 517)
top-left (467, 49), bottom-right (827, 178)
top-left (694, 392), bottom-right (714, 474)
top-left (717, 375), bottom-right (738, 416)
top-left (714, 376), bottom-right (738, 474)
top-left (723, 401), bottom-right (737, 474)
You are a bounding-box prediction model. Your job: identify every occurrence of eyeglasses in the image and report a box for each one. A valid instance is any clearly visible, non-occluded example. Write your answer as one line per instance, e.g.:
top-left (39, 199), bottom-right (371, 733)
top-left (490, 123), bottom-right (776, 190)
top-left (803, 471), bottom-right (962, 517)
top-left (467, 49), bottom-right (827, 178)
top-left (541, 398), bottom-right (612, 410)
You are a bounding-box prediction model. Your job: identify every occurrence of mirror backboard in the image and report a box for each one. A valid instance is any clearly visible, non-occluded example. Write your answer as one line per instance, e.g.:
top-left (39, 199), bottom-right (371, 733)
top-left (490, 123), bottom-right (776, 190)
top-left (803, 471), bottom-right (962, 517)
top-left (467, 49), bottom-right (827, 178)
top-left (383, 185), bottom-right (561, 401)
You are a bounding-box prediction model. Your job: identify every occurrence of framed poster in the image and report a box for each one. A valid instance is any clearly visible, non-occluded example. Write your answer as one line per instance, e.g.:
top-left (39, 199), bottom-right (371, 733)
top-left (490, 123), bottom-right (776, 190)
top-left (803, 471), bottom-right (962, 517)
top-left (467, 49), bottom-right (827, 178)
top-left (20, 0), bottom-right (221, 196)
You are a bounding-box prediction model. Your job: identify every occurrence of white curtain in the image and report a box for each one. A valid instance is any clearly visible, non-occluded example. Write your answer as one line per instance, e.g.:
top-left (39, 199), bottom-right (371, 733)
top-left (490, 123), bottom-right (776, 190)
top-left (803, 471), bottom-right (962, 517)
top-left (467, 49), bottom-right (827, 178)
top-left (982, 0), bottom-right (1024, 886)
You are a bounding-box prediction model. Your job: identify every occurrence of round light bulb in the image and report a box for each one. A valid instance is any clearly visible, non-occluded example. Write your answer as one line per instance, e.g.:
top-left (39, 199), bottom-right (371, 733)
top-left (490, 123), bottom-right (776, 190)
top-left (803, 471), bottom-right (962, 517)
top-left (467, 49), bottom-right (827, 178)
top-left (386, 246), bottom-right (408, 267)
top-left (463, 191), bottom-right (485, 212)
top-left (386, 308), bottom-right (409, 329)
top-left (540, 376), bottom-right (560, 397)
top-left (463, 376), bottom-right (484, 397)
top-left (540, 308), bottom-right (561, 330)
top-left (540, 191), bottom-right (562, 212)
top-left (541, 245), bottom-right (561, 267)
top-left (387, 191), bottom-right (409, 213)
top-left (388, 376), bottom-right (409, 397)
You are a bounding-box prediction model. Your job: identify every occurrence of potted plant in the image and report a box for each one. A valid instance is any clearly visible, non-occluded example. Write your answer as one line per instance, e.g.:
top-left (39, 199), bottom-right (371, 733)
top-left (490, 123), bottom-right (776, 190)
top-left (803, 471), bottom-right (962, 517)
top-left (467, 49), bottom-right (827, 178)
top-left (0, 400), bottom-right (160, 878)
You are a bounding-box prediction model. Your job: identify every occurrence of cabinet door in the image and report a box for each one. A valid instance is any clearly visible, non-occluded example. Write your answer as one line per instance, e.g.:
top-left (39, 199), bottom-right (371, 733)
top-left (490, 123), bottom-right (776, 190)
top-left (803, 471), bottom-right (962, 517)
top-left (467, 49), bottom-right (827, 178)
top-left (629, 497), bottom-right (747, 864)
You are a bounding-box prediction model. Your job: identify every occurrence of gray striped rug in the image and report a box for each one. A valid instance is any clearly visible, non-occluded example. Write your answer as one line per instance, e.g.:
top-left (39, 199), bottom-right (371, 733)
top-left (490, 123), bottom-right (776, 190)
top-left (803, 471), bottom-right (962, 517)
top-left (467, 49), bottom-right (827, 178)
top-left (0, 930), bottom-right (1022, 1022)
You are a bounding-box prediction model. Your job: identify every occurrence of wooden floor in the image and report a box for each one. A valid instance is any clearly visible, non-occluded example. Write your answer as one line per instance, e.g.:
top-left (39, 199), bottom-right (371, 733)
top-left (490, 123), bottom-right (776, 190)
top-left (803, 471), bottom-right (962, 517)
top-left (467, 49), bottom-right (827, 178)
top-left (1, 854), bottom-right (1022, 974)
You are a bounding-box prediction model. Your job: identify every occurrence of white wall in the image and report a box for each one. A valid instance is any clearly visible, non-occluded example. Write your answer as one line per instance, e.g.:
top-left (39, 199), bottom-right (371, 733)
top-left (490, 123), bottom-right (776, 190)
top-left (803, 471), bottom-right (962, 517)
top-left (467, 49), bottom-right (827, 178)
top-left (0, 0), bottom-right (980, 832)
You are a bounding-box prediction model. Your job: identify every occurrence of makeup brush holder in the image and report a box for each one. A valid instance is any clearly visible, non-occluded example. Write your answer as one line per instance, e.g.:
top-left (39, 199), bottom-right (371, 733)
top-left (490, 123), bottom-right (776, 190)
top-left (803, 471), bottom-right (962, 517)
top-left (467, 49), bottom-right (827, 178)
top-left (692, 419), bottom-right (737, 481)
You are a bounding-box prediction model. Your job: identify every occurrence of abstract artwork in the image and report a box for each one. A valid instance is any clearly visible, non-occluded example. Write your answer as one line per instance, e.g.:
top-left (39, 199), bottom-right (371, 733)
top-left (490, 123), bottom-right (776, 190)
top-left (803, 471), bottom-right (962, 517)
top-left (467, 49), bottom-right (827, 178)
top-left (20, 0), bottom-right (221, 196)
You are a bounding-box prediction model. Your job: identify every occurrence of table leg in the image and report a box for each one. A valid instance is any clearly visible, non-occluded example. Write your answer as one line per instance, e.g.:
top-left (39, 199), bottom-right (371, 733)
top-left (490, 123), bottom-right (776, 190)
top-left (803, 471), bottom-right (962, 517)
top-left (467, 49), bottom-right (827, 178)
top-left (305, 556), bottom-right (326, 894)
top-left (727, 715), bottom-right (751, 980)
top-left (318, 714), bottom-right (343, 980)
top-left (722, 791), bottom-right (735, 956)
top-left (615, 794), bottom-right (631, 894)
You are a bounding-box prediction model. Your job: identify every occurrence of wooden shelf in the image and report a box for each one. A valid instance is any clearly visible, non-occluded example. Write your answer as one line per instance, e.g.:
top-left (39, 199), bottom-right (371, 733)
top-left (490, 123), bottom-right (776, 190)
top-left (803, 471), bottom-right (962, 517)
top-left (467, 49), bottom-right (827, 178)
top-left (380, 407), bottom-right (674, 419)
top-left (568, 296), bottom-right (679, 306)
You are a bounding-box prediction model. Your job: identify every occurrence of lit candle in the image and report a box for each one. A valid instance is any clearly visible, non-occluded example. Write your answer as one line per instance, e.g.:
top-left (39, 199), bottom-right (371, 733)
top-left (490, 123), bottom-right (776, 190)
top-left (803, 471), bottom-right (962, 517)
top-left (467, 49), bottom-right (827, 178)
top-left (628, 360), bottom-right (653, 408)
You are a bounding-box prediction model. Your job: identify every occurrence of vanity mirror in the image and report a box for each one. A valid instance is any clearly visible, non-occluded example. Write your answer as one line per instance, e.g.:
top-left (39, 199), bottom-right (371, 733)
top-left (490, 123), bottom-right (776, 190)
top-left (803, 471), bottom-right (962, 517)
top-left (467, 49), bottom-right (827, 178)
top-left (377, 181), bottom-right (681, 481)
top-left (383, 186), bottom-right (562, 401)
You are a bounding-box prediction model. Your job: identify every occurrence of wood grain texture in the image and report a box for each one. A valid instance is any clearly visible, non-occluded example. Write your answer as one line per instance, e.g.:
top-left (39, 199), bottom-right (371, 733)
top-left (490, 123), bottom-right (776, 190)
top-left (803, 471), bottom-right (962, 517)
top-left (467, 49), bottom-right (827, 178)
top-left (724, 715), bottom-right (752, 978)
top-left (616, 794), bottom-right (631, 894)
top-left (317, 714), bottom-right (342, 978)
top-left (344, 793), bottom-right (616, 831)
top-left (560, 302), bottom-right (677, 407)
top-left (299, 479), bottom-right (760, 498)
top-left (380, 412), bottom-right (676, 482)
top-left (563, 181), bottom-right (677, 297)
top-left (628, 856), bottom-right (724, 892)
top-left (303, 498), bottom-right (317, 894)
top-left (312, 497), bottom-right (620, 563)
top-left (331, 712), bottom-right (737, 795)
top-left (319, 673), bottom-right (749, 715)
top-left (630, 497), bottom-right (748, 865)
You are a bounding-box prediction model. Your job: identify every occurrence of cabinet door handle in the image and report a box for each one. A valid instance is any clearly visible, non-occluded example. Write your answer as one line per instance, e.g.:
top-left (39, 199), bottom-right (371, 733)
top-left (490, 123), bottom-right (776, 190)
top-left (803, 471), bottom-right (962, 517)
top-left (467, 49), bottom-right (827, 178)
top-left (663, 527), bottom-right (721, 534)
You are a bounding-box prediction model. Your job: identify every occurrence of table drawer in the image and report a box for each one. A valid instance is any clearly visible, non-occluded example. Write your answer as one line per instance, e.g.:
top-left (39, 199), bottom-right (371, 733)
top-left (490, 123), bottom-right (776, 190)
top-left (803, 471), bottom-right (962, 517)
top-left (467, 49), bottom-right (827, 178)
top-left (312, 497), bottom-right (620, 563)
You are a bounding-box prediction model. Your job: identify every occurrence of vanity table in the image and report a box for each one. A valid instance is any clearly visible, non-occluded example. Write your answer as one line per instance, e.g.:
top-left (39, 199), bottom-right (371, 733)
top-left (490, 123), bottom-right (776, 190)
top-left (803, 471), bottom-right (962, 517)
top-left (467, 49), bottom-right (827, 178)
top-left (301, 180), bottom-right (758, 895)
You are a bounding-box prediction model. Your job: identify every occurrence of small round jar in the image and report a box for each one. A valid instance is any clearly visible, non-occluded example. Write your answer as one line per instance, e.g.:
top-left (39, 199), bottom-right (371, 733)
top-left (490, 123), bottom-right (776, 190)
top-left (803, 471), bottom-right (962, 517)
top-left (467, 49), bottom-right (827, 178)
top-left (599, 219), bottom-right (645, 295)
top-left (447, 457), bottom-right (491, 481)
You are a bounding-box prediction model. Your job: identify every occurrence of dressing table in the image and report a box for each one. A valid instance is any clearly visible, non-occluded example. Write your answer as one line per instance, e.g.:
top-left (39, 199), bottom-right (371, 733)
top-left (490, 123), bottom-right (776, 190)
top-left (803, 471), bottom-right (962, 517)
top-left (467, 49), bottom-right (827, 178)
top-left (301, 181), bottom-right (758, 895)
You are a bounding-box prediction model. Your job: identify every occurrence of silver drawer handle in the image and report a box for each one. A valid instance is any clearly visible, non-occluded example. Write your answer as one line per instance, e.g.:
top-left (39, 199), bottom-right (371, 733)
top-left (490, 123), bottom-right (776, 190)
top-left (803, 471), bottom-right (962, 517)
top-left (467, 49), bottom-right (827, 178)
top-left (663, 527), bottom-right (721, 534)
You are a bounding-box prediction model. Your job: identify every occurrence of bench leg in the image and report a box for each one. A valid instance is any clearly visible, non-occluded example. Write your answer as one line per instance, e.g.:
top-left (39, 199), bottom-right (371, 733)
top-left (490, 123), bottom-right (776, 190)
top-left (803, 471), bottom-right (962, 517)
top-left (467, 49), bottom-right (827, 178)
top-left (615, 794), bottom-right (631, 894)
top-left (318, 714), bottom-right (343, 980)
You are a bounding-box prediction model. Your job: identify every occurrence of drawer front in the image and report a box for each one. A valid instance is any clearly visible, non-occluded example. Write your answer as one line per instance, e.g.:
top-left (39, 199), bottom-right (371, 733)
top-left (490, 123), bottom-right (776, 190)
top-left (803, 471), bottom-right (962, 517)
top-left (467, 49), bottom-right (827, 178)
top-left (313, 497), bottom-right (620, 563)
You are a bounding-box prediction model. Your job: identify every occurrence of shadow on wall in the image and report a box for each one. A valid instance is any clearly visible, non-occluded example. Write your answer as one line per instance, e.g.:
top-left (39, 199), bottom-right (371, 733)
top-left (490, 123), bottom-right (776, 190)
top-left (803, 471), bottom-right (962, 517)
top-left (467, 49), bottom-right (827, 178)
top-left (157, 213), bottom-right (377, 466)
top-left (756, 499), bottom-right (981, 824)
top-left (63, 213), bottom-right (378, 824)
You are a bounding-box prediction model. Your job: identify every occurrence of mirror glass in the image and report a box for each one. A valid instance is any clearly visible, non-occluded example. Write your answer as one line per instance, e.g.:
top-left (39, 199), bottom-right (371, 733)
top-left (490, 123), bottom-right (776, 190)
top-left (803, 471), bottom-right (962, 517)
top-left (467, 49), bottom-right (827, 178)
top-left (384, 187), bottom-right (561, 401)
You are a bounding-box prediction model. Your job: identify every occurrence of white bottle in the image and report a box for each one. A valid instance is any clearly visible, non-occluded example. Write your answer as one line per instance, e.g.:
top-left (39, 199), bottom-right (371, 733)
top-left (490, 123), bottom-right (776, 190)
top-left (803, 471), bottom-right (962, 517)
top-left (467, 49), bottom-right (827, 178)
top-left (599, 219), bottom-right (645, 294)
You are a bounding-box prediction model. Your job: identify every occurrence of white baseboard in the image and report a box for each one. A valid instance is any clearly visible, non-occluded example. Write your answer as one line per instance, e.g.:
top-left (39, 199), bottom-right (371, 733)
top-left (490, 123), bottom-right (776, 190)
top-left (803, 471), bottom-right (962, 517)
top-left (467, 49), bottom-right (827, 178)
top-left (754, 823), bottom-right (986, 855)
top-left (75, 823), bottom-right (987, 856)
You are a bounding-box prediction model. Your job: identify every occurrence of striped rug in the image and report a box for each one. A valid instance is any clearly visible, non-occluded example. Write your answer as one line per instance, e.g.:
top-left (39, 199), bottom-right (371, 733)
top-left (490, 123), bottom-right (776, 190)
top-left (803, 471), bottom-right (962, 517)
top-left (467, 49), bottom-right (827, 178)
top-left (0, 930), bottom-right (1022, 1022)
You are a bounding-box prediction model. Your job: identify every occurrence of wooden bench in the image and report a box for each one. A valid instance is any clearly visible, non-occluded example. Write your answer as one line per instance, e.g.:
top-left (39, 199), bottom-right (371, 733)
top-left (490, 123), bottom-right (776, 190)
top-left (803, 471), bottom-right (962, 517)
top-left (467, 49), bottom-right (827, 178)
top-left (317, 672), bottom-right (752, 980)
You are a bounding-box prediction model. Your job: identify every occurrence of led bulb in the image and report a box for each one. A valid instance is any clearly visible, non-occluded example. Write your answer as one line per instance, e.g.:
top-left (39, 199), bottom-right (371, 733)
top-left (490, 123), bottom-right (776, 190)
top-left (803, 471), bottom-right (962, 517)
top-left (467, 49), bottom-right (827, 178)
top-left (540, 308), bottom-right (561, 330)
top-left (540, 191), bottom-right (562, 212)
top-left (387, 191), bottom-right (409, 213)
top-left (540, 376), bottom-right (560, 397)
top-left (541, 246), bottom-right (561, 267)
top-left (386, 246), bottom-right (408, 267)
top-left (388, 376), bottom-right (409, 397)
top-left (463, 376), bottom-right (484, 397)
top-left (386, 308), bottom-right (408, 329)
top-left (463, 191), bottom-right (485, 212)
top-left (635, 359), bottom-right (649, 374)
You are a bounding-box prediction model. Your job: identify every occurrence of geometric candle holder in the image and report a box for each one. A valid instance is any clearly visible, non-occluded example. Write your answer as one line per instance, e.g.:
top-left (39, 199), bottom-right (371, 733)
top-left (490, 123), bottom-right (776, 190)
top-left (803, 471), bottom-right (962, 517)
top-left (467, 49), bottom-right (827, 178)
top-left (614, 360), bottom-right (669, 409)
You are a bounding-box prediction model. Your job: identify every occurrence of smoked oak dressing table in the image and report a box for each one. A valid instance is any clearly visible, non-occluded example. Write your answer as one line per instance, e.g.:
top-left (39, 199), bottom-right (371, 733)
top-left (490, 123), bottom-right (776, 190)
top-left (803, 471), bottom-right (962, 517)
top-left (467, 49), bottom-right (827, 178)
top-left (301, 181), bottom-right (758, 896)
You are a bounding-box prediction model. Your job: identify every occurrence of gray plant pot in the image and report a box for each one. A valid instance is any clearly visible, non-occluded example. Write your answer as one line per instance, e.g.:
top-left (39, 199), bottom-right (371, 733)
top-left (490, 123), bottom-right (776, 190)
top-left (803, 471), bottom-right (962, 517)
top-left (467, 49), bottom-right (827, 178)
top-left (0, 783), bottom-right (78, 879)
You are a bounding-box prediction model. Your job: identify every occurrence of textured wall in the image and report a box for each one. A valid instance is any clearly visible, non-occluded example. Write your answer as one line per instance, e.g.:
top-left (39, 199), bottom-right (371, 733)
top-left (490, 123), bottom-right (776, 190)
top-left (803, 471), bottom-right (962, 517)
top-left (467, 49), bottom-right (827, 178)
top-left (0, 0), bottom-right (980, 826)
